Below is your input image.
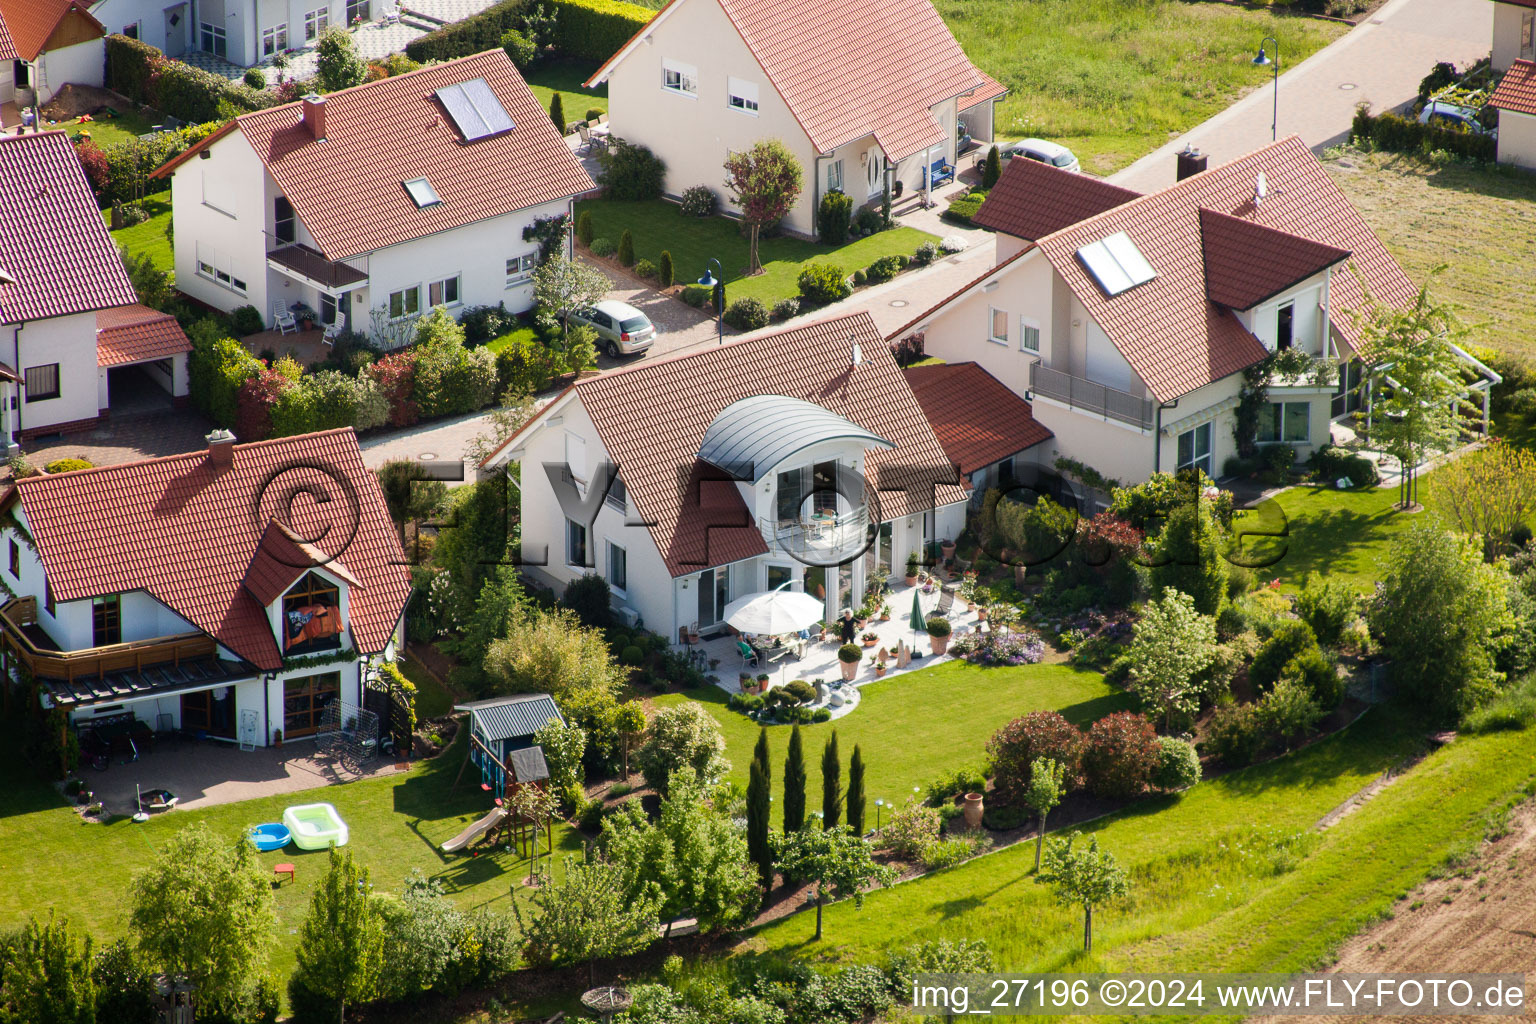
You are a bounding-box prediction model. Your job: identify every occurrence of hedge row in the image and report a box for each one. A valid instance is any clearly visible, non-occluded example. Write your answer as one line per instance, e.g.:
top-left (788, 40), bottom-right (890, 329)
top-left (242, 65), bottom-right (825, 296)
top-left (403, 0), bottom-right (650, 65)
top-left (106, 34), bottom-right (276, 125)
top-left (80, 120), bottom-right (223, 206)
top-left (1350, 103), bottom-right (1497, 162)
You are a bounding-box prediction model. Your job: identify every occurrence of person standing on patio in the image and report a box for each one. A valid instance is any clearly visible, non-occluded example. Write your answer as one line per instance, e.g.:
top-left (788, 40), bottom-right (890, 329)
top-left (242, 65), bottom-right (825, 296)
top-left (838, 609), bottom-right (856, 645)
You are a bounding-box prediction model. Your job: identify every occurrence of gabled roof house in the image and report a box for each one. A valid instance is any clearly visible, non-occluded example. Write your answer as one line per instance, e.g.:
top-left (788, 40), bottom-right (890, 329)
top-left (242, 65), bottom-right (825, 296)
top-left (585, 0), bottom-right (1005, 237)
top-left (0, 131), bottom-right (190, 448)
top-left (894, 136), bottom-right (1492, 493)
top-left (0, 0), bottom-right (104, 111)
top-left (0, 427), bottom-right (411, 748)
top-left (1489, 58), bottom-right (1536, 168)
top-left (480, 311), bottom-right (980, 641)
top-left (152, 50), bottom-right (594, 345)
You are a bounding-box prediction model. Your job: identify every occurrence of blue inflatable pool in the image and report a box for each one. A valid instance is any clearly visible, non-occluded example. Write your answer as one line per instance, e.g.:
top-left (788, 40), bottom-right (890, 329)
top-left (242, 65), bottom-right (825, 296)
top-left (249, 822), bottom-right (292, 851)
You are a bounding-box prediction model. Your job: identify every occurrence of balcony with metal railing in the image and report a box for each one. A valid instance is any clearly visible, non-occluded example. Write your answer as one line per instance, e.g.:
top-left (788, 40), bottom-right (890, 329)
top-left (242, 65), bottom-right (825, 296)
top-left (1030, 362), bottom-right (1154, 430)
top-left (760, 504), bottom-right (873, 564)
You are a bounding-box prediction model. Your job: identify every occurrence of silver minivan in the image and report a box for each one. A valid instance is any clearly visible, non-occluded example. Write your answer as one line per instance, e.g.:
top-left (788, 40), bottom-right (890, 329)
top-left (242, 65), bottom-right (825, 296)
top-left (570, 299), bottom-right (656, 357)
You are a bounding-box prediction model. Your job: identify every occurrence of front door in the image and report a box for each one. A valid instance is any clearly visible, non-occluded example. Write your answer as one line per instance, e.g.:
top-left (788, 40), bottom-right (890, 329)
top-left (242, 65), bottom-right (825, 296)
top-left (181, 688), bottom-right (237, 739)
top-left (865, 148), bottom-right (883, 200)
top-left (163, 4), bottom-right (188, 57)
top-left (696, 566), bottom-right (730, 631)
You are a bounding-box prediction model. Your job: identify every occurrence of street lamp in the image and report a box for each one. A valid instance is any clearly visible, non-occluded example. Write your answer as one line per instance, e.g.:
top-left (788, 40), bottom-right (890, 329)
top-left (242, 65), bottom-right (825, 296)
top-left (875, 798), bottom-right (885, 831)
top-left (1253, 37), bottom-right (1279, 142)
top-left (698, 258), bottom-right (724, 345)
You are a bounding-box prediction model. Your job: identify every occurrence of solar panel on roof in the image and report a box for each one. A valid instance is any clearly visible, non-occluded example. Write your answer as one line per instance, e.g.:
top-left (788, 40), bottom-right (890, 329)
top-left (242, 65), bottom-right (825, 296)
top-left (1077, 230), bottom-right (1155, 297)
top-left (435, 77), bottom-right (515, 141)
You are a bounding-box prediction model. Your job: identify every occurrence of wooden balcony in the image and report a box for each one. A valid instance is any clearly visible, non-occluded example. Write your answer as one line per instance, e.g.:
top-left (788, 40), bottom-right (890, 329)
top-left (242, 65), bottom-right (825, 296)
top-left (0, 597), bottom-right (219, 684)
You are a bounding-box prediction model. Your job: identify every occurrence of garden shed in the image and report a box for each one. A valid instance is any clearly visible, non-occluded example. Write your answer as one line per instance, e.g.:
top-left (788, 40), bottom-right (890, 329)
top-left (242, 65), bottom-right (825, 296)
top-left (455, 694), bottom-right (563, 792)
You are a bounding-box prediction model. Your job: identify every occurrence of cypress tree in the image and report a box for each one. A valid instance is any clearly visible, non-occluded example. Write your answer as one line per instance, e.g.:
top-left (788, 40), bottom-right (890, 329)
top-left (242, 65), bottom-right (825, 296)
top-left (576, 209), bottom-right (594, 246)
top-left (754, 727), bottom-right (771, 782)
top-left (983, 144), bottom-right (1002, 189)
top-left (821, 730), bottom-right (843, 829)
top-left (549, 91), bottom-right (566, 134)
top-left (658, 250), bottom-right (675, 288)
top-left (618, 229), bottom-right (636, 267)
top-left (747, 756), bottom-right (773, 889)
top-left (783, 724), bottom-right (806, 832)
top-left (847, 744), bottom-right (866, 835)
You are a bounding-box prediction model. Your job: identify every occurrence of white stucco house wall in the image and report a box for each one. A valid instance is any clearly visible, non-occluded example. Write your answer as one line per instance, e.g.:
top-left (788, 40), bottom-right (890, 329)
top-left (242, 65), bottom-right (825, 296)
top-left (892, 137), bottom-right (1492, 496)
top-left (152, 50), bottom-right (594, 344)
top-left (92, 0), bottom-right (384, 66)
top-left (583, 0), bottom-right (1005, 238)
top-left (0, 428), bottom-right (410, 749)
top-left (1491, 0), bottom-right (1536, 72)
top-left (1489, 58), bottom-right (1536, 168)
top-left (480, 311), bottom-right (969, 641)
top-left (0, 0), bottom-right (106, 109)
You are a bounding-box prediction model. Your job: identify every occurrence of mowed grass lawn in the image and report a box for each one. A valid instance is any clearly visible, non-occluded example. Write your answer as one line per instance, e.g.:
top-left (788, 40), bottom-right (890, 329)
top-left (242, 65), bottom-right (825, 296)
top-left (1326, 149), bottom-right (1536, 361)
top-left (659, 660), bottom-right (1132, 809)
top-left (942, 0), bottom-right (1344, 174)
top-left (525, 58), bottom-right (608, 119)
top-left (102, 197), bottom-right (174, 278)
top-left (575, 198), bottom-right (938, 307)
top-left (0, 727), bottom-right (583, 1006)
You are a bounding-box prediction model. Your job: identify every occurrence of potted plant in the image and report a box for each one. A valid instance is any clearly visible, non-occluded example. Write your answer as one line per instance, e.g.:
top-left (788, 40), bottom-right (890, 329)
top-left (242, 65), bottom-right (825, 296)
top-left (940, 537), bottom-right (956, 561)
top-left (874, 658), bottom-right (887, 678)
top-left (272, 728), bottom-right (283, 748)
top-left (739, 672), bottom-right (754, 692)
top-left (958, 570), bottom-right (978, 610)
top-left (926, 616), bottom-right (952, 655)
top-left (904, 552), bottom-right (920, 586)
top-left (879, 601), bottom-right (892, 621)
top-left (861, 630), bottom-right (879, 648)
top-left (756, 672), bottom-right (770, 694)
top-left (837, 643), bottom-right (862, 681)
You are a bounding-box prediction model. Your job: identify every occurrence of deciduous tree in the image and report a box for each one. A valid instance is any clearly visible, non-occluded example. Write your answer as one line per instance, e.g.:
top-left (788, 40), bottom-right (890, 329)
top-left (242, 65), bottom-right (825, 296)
top-left (293, 849), bottom-right (385, 1024)
top-left (634, 702), bottom-right (730, 795)
top-left (0, 914), bottom-right (96, 1024)
top-left (723, 139), bottom-right (803, 274)
top-left (315, 27), bottom-right (367, 91)
top-left (1023, 757), bottom-right (1067, 872)
top-left (1432, 440), bottom-right (1536, 558)
top-left (533, 254), bottom-right (610, 334)
top-left (1127, 588), bottom-right (1218, 731)
top-left (770, 826), bottom-right (894, 940)
top-left (1038, 832), bottom-right (1129, 952)
top-left (517, 858), bottom-right (661, 985)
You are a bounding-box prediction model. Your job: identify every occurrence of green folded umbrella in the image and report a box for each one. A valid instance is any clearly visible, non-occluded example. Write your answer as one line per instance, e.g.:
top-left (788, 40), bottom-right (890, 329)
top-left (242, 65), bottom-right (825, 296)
top-left (909, 589), bottom-right (926, 633)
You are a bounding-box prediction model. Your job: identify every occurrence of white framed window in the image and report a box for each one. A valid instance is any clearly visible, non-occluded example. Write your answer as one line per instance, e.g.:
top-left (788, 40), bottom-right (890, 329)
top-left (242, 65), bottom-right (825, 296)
top-left (662, 59), bottom-right (697, 97)
top-left (1257, 401), bottom-right (1310, 444)
top-left (607, 541), bottom-right (628, 593)
top-left (428, 275), bottom-right (460, 307)
top-left (387, 285), bottom-right (420, 320)
top-left (826, 159), bottom-right (843, 193)
top-left (566, 518), bottom-right (588, 568)
top-left (304, 8), bottom-right (329, 39)
top-left (1176, 423), bottom-right (1213, 476)
top-left (1019, 316), bottom-right (1040, 353)
top-left (506, 252), bottom-right (538, 286)
top-left (261, 23), bottom-right (288, 56)
top-left (727, 76), bottom-right (759, 115)
top-left (565, 431), bottom-right (587, 485)
top-left (195, 242), bottom-right (247, 295)
top-left (988, 307), bottom-right (1008, 345)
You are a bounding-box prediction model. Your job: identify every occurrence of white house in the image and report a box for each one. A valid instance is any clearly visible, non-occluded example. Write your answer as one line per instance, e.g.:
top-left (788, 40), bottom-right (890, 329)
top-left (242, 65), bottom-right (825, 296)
top-left (91, 0), bottom-right (383, 66)
top-left (1489, 59), bottom-right (1536, 168)
top-left (1491, 0), bottom-right (1535, 72)
top-left (892, 136), bottom-right (1494, 492)
top-left (0, 427), bottom-right (412, 747)
top-left (0, 130), bottom-right (191, 448)
top-left (152, 50), bottom-right (594, 343)
top-left (479, 311), bottom-right (970, 642)
top-left (583, 0), bottom-right (1005, 237)
top-left (0, 0), bottom-right (105, 112)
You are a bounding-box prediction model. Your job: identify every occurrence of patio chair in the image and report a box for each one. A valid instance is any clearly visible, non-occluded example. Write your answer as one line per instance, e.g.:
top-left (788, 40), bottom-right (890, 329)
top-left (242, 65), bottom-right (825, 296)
top-left (737, 640), bottom-right (760, 668)
top-left (933, 585), bottom-right (955, 619)
top-left (597, 112), bottom-right (609, 125)
top-left (577, 124), bottom-right (594, 153)
top-left (272, 302), bottom-right (297, 335)
top-left (321, 321), bottom-right (343, 347)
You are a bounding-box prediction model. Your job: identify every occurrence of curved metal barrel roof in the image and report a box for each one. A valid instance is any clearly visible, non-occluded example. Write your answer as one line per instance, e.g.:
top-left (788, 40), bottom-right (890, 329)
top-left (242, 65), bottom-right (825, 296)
top-left (697, 395), bottom-right (894, 481)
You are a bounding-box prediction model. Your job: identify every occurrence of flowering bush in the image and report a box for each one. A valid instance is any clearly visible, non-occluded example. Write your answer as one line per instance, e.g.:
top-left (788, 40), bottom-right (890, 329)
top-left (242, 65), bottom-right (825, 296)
top-left (1081, 711), bottom-right (1159, 799)
top-left (881, 797), bottom-right (940, 860)
top-left (950, 628), bottom-right (1045, 666)
top-left (366, 350), bottom-right (419, 428)
top-left (987, 711), bottom-right (1084, 803)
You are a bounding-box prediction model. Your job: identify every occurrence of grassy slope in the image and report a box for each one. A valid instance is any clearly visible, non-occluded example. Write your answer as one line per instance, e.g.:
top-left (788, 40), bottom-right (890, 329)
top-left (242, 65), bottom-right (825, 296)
top-left (1236, 482), bottom-right (1416, 593)
top-left (944, 0), bottom-right (1344, 174)
top-left (102, 197), bottom-right (175, 277)
top-left (1325, 150), bottom-right (1536, 361)
top-left (575, 198), bottom-right (937, 307)
top-left (525, 59), bottom-right (609, 118)
top-left (658, 661), bottom-right (1132, 813)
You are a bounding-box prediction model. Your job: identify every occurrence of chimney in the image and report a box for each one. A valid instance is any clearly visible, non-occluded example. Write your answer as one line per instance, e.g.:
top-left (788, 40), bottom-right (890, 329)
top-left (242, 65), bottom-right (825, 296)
top-left (1175, 144), bottom-right (1207, 182)
top-left (302, 93), bottom-right (326, 141)
top-left (206, 428), bottom-right (236, 471)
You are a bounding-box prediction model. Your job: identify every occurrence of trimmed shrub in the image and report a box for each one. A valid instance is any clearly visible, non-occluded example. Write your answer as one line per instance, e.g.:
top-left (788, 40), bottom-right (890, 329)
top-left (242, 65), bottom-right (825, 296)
top-left (817, 189), bottom-right (853, 244)
top-left (797, 263), bottom-right (850, 305)
top-left (679, 185), bottom-right (718, 218)
top-left (981, 144), bottom-right (1002, 189)
top-left (585, 107), bottom-right (605, 122)
top-left (105, 34), bottom-right (275, 124)
top-left (617, 230), bottom-right (635, 266)
top-left (911, 241), bottom-right (940, 266)
top-left (235, 365), bottom-right (292, 441)
top-left (681, 284), bottom-right (711, 307)
top-left (1081, 711), bottom-right (1159, 800)
top-left (1249, 620), bottom-right (1319, 692)
top-left (500, 28), bottom-right (537, 69)
top-left (1308, 443), bottom-right (1379, 488)
top-left (406, 0), bottom-right (523, 62)
top-left (496, 336), bottom-right (564, 395)
top-left (458, 303), bottom-right (520, 346)
top-left (1203, 703), bottom-right (1266, 767)
top-left (633, 257), bottom-right (658, 280)
top-left (854, 207), bottom-right (883, 234)
top-left (595, 138), bottom-right (666, 200)
top-left (864, 253), bottom-right (908, 283)
top-left (723, 297), bottom-right (770, 330)
top-left (548, 91), bottom-right (566, 134)
top-left (1150, 736), bottom-right (1201, 791)
top-left (987, 710), bottom-right (1084, 801)
top-left (229, 305), bottom-right (264, 337)
top-left (43, 458), bottom-right (93, 474)
top-left (852, 268), bottom-right (867, 286)
top-left (589, 236), bottom-right (617, 258)
top-left (563, 572), bottom-right (612, 628)
top-left (366, 350), bottom-right (419, 428)
top-left (944, 189), bottom-right (987, 225)
top-left (547, 0), bottom-right (653, 62)
top-left (657, 250), bottom-right (675, 288)
top-left (242, 67), bottom-right (266, 90)
top-left (575, 209), bottom-right (594, 246)
top-left (770, 297), bottom-right (799, 322)
top-left (1350, 103), bottom-right (1496, 162)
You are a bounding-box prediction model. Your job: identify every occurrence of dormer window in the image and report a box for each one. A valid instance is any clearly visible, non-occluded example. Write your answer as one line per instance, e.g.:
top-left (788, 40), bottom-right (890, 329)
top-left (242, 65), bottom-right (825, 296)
top-left (282, 571), bottom-right (344, 654)
top-left (1276, 302), bottom-right (1294, 351)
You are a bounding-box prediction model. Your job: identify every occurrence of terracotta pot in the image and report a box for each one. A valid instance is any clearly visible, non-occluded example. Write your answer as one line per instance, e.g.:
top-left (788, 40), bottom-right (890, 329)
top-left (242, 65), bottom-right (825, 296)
top-left (862, 638), bottom-right (877, 648)
top-left (941, 542), bottom-right (956, 560)
top-left (875, 664), bottom-right (886, 677)
top-left (840, 659), bottom-right (858, 682)
top-left (966, 602), bottom-right (975, 612)
top-left (962, 792), bottom-right (984, 829)
top-left (977, 607), bottom-right (989, 621)
top-left (904, 574), bottom-right (918, 587)
top-left (930, 635), bottom-right (949, 656)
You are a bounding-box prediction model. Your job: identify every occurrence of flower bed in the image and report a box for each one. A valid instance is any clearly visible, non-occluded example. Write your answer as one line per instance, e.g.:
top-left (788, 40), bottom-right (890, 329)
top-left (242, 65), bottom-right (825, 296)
top-left (950, 628), bottom-right (1046, 666)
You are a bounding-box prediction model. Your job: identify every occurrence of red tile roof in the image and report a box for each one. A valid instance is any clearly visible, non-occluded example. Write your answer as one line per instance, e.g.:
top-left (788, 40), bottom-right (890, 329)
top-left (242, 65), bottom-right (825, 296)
top-left (904, 362), bottom-right (1052, 475)
top-left (1198, 207), bottom-right (1350, 311)
top-left (0, 7), bottom-right (17, 61)
top-left (95, 303), bottom-right (192, 367)
top-left (0, 0), bottom-right (101, 62)
top-left (491, 312), bottom-right (968, 577)
top-left (1490, 59), bottom-right (1536, 117)
top-left (12, 429), bottom-right (410, 671)
top-left (960, 72), bottom-right (1007, 110)
top-left (973, 158), bottom-right (1141, 241)
top-left (1032, 135), bottom-right (1416, 401)
top-left (1494, 0), bottom-right (1536, 8)
top-left (243, 520), bottom-right (362, 608)
top-left (154, 51), bottom-right (594, 261)
top-left (0, 131), bottom-right (138, 324)
top-left (591, 0), bottom-right (994, 161)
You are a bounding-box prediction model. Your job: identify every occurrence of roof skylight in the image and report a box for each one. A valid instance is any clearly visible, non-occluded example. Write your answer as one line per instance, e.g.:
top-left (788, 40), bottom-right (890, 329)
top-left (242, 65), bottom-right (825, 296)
top-left (1077, 231), bottom-right (1156, 297)
top-left (403, 177), bottom-right (441, 208)
top-left (435, 78), bottom-right (515, 141)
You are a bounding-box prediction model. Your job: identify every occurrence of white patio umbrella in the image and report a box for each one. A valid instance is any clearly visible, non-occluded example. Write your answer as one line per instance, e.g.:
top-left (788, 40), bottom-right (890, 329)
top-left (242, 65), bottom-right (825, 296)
top-left (723, 584), bottom-right (825, 636)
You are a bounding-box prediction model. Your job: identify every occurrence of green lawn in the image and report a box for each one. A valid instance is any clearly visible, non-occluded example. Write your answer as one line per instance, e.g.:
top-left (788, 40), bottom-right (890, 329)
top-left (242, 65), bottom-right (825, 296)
top-left (1235, 481), bottom-right (1415, 593)
top-left (486, 325), bottom-right (540, 353)
top-left (45, 106), bottom-right (159, 148)
top-left (943, 0), bottom-right (1345, 175)
top-left (398, 654), bottom-right (457, 720)
top-left (102, 197), bottom-right (175, 277)
top-left (525, 58), bottom-right (609, 119)
top-left (575, 198), bottom-right (939, 307)
top-left (0, 728), bottom-right (582, 1007)
top-left (659, 660), bottom-right (1132, 812)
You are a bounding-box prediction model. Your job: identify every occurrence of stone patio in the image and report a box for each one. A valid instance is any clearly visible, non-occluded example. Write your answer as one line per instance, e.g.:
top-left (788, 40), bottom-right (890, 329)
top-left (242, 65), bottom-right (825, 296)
top-left (677, 580), bottom-right (986, 721)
